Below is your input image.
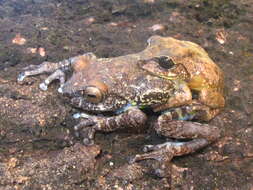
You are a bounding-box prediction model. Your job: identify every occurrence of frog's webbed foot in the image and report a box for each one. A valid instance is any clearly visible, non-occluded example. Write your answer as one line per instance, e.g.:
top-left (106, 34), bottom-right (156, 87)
top-left (130, 138), bottom-right (208, 163)
top-left (130, 116), bottom-right (220, 173)
top-left (74, 119), bottom-right (97, 145)
top-left (40, 69), bottom-right (66, 92)
top-left (72, 113), bottom-right (96, 145)
top-left (17, 60), bottom-right (70, 92)
top-left (129, 138), bottom-right (208, 177)
top-left (17, 62), bottom-right (53, 82)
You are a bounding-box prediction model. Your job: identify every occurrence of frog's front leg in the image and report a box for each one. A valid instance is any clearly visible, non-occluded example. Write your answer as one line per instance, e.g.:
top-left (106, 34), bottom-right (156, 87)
top-left (74, 107), bottom-right (147, 145)
top-left (130, 109), bottom-right (220, 174)
top-left (17, 53), bottom-right (96, 92)
top-left (17, 59), bottom-right (72, 92)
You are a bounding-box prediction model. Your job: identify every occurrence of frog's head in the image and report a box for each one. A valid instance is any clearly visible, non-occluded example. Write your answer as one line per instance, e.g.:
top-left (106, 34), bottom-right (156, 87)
top-left (138, 56), bottom-right (190, 82)
top-left (60, 55), bottom-right (131, 113)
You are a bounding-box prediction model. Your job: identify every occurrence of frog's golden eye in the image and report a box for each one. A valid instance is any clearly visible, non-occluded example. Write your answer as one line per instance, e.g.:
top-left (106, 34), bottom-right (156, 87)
top-left (84, 86), bottom-right (103, 103)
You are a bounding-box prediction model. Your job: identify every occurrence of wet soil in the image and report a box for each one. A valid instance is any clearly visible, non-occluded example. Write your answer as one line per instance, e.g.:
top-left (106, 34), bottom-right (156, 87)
top-left (0, 0), bottom-right (252, 189)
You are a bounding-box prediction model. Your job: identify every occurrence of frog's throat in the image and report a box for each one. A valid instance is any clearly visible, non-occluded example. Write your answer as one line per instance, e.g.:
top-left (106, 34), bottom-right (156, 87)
top-left (115, 103), bottom-right (136, 114)
top-left (114, 102), bottom-right (149, 115)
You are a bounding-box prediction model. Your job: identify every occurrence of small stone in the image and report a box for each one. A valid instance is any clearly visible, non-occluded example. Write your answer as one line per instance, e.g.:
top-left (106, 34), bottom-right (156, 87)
top-left (216, 29), bottom-right (227, 44)
top-left (12, 34), bottom-right (26, 45)
top-left (149, 24), bottom-right (167, 32)
top-left (26, 47), bottom-right (37, 54)
top-left (84, 17), bottom-right (95, 25)
top-left (7, 157), bottom-right (19, 169)
top-left (38, 47), bottom-right (46, 57)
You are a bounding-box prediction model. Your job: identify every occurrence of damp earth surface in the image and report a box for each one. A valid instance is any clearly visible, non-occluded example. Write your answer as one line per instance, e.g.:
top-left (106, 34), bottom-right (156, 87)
top-left (0, 0), bottom-right (252, 189)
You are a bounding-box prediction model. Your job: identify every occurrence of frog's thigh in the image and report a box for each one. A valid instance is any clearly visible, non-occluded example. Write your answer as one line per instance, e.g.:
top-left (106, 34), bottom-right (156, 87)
top-left (155, 118), bottom-right (220, 142)
top-left (199, 88), bottom-right (225, 109)
top-left (130, 119), bottom-right (220, 164)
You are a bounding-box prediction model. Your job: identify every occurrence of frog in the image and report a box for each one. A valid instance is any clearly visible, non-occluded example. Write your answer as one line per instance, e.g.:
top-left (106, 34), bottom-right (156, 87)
top-left (17, 36), bottom-right (225, 172)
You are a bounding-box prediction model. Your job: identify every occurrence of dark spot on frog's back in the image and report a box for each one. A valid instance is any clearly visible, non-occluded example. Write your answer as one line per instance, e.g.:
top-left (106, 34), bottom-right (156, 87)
top-left (155, 56), bottom-right (175, 70)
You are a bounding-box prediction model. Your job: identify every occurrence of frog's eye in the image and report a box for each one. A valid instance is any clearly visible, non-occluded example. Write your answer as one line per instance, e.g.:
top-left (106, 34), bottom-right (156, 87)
top-left (84, 86), bottom-right (103, 103)
top-left (154, 56), bottom-right (175, 70)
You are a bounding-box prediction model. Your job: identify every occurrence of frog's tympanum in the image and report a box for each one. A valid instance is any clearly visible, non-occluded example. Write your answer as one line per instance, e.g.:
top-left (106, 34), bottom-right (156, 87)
top-left (18, 36), bottom-right (224, 173)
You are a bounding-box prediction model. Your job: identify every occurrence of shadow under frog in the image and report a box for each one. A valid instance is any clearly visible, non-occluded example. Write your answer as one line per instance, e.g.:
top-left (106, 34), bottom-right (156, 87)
top-left (18, 36), bottom-right (225, 176)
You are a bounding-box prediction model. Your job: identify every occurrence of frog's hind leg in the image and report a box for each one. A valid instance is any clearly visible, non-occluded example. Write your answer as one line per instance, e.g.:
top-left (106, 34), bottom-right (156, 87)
top-left (130, 110), bottom-right (220, 164)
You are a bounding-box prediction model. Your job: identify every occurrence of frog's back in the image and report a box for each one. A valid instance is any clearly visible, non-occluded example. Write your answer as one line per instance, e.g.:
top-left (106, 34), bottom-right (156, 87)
top-left (96, 36), bottom-right (224, 95)
top-left (139, 36), bottom-right (224, 93)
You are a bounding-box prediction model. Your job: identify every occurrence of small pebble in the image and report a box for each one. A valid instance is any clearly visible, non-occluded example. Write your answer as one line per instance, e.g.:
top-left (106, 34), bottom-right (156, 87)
top-left (149, 24), bottom-right (167, 32)
top-left (12, 34), bottom-right (26, 45)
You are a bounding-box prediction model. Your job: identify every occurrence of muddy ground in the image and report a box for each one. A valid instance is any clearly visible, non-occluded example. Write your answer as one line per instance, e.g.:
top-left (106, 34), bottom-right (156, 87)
top-left (0, 0), bottom-right (252, 189)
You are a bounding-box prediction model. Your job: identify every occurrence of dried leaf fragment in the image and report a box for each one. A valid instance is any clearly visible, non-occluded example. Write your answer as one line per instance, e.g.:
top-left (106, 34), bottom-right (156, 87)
top-left (216, 29), bottom-right (227, 44)
top-left (26, 47), bottom-right (46, 57)
top-left (12, 34), bottom-right (26, 45)
top-left (7, 157), bottom-right (19, 169)
top-left (84, 17), bottom-right (95, 25)
top-left (149, 24), bottom-right (167, 32)
top-left (38, 47), bottom-right (46, 57)
top-left (27, 47), bottom-right (37, 54)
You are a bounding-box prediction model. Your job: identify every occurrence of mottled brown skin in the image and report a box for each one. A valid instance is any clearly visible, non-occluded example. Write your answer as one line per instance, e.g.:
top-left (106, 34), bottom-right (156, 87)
top-left (18, 36), bottom-right (225, 175)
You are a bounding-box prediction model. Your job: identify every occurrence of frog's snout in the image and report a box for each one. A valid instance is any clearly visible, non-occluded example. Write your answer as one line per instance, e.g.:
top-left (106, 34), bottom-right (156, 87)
top-left (63, 90), bottom-right (82, 99)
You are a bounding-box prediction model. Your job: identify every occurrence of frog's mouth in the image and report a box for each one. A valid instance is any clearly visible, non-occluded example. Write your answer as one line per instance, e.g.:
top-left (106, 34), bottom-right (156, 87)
top-left (70, 96), bottom-right (131, 115)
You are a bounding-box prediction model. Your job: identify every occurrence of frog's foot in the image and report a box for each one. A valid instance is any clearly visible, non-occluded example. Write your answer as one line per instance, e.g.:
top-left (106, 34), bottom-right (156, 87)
top-left (72, 112), bottom-right (96, 145)
top-left (73, 113), bottom-right (102, 145)
top-left (74, 119), bottom-right (97, 145)
top-left (40, 69), bottom-right (65, 92)
top-left (18, 61), bottom-right (67, 92)
top-left (17, 61), bottom-right (56, 82)
top-left (129, 139), bottom-right (208, 177)
top-left (130, 119), bottom-right (220, 176)
top-left (130, 138), bottom-right (208, 163)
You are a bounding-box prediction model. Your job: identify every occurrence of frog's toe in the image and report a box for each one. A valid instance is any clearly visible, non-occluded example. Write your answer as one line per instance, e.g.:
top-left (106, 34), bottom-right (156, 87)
top-left (74, 119), bottom-right (97, 145)
top-left (128, 156), bottom-right (137, 164)
top-left (154, 168), bottom-right (166, 178)
top-left (132, 139), bottom-right (209, 164)
top-left (39, 69), bottom-right (65, 92)
top-left (17, 72), bottom-right (26, 82)
top-left (74, 119), bottom-right (96, 131)
top-left (73, 112), bottom-right (93, 119)
top-left (143, 142), bottom-right (175, 152)
top-left (129, 154), bottom-right (171, 178)
top-left (143, 145), bottom-right (156, 152)
top-left (130, 149), bottom-right (173, 163)
top-left (39, 82), bottom-right (48, 91)
top-left (57, 86), bottom-right (63, 93)
top-left (80, 127), bottom-right (95, 145)
top-left (83, 138), bottom-right (94, 146)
